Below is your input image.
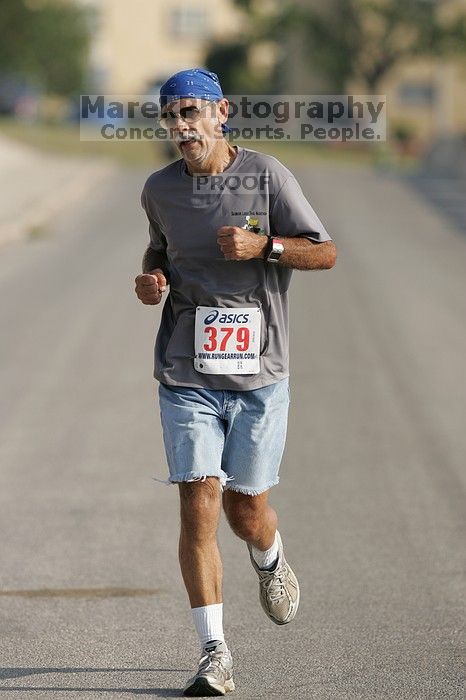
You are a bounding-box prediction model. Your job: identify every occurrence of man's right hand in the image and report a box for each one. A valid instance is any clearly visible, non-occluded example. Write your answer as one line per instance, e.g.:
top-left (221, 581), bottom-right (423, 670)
top-left (134, 268), bottom-right (168, 305)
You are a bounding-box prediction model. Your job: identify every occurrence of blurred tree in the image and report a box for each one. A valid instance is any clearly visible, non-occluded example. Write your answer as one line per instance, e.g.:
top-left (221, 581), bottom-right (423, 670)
top-left (0, 0), bottom-right (92, 96)
top-left (205, 40), bottom-right (277, 93)
top-left (204, 42), bottom-right (250, 93)
top-left (230, 0), bottom-right (466, 92)
top-left (205, 0), bottom-right (285, 92)
top-left (310, 0), bottom-right (466, 92)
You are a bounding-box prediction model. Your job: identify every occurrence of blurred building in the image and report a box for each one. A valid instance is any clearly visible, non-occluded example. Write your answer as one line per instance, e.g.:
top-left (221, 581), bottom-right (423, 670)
top-left (79, 0), bottom-right (243, 93)
top-left (379, 58), bottom-right (466, 143)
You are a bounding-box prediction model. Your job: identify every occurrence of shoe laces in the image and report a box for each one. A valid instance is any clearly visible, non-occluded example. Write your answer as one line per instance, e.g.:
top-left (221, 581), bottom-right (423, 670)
top-left (261, 562), bottom-right (289, 603)
top-left (199, 649), bottom-right (228, 675)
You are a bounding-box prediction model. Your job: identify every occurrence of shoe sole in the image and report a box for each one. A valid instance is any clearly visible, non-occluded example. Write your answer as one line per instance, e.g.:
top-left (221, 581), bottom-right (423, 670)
top-left (183, 677), bottom-right (235, 696)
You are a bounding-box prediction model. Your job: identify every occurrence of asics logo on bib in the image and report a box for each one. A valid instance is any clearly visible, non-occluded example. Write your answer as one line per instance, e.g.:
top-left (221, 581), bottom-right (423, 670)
top-left (204, 310), bottom-right (219, 324)
top-left (204, 311), bottom-right (250, 325)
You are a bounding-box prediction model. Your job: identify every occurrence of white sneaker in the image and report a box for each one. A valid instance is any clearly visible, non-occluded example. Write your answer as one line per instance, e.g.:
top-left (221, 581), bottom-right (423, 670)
top-left (248, 531), bottom-right (300, 625)
top-left (183, 640), bottom-right (235, 696)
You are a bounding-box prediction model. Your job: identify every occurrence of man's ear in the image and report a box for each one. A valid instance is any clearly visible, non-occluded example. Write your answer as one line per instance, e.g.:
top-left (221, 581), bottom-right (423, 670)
top-left (217, 97), bottom-right (230, 127)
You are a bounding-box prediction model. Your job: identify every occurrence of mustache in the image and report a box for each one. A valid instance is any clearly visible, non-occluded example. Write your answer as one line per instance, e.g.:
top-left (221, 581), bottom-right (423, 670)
top-left (174, 131), bottom-right (203, 143)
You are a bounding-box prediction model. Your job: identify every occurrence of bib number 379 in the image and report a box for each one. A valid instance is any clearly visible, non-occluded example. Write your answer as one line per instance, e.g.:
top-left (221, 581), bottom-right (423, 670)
top-left (194, 306), bottom-right (261, 375)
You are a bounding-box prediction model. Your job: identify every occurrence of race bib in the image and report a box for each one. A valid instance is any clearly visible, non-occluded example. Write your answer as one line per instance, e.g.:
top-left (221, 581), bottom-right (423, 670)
top-left (194, 306), bottom-right (261, 375)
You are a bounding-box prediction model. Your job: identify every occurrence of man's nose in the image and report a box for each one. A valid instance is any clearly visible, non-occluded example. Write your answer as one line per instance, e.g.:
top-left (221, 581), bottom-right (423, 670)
top-left (172, 119), bottom-right (190, 137)
top-left (173, 113), bottom-right (188, 126)
top-left (170, 117), bottom-right (186, 130)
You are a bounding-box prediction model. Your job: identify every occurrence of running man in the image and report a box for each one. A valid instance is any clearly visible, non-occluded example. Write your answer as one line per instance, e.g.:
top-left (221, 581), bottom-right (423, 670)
top-left (135, 69), bottom-right (336, 696)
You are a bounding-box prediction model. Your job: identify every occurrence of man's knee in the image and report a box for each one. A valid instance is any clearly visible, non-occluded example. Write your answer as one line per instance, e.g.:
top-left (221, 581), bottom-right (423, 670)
top-left (223, 491), bottom-right (267, 541)
top-left (179, 477), bottom-right (221, 533)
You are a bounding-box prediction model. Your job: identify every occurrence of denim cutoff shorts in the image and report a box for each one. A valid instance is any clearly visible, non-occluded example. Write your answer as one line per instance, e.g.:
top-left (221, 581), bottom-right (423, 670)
top-left (157, 378), bottom-right (290, 496)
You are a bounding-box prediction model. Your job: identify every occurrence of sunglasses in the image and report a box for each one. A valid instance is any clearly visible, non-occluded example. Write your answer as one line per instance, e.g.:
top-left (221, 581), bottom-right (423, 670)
top-left (159, 101), bottom-right (217, 129)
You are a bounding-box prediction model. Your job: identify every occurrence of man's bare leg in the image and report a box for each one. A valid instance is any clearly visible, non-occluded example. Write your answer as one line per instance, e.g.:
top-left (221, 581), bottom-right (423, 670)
top-left (178, 476), bottom-right (223, 607)
top-left (178, 478), bottom-right (234, 696)
top-left (223, 488), bottom-right (300, 626)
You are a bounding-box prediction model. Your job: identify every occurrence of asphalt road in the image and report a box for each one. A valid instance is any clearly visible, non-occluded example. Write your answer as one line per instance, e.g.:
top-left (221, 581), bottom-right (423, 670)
top-left (0, 159), bottom-right (465, 700)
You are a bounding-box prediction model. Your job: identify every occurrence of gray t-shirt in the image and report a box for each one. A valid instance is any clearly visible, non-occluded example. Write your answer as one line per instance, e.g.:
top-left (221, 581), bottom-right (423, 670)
top-left (141, 146), bottom-right (331, 390)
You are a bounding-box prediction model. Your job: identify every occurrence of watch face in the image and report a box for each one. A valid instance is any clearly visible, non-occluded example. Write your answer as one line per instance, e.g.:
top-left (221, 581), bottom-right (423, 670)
top-left (267, 240), bottom-right (284, 262)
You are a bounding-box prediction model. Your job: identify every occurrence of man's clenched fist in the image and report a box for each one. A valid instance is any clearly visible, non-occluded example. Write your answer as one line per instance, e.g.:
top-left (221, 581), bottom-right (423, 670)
top-left (134, 268), bottom-right (168, 305)
top-left (217, 226), bottom-right (268, 261)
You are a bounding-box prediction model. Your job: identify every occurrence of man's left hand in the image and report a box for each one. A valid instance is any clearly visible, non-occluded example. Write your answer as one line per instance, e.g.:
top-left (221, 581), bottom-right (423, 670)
top-left (217, 226), bottom-right (268, 261)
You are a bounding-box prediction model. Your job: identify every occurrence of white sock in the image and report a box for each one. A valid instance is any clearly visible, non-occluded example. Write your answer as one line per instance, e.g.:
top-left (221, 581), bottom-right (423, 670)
top-left (191, 603), bottom-right (225, 647)
top-left (251, 531), bottom-right (279, 570)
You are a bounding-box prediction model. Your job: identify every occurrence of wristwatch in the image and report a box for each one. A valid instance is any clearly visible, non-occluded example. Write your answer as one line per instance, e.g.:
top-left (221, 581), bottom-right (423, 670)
top-left (265, 237), bottom-right (284, 263)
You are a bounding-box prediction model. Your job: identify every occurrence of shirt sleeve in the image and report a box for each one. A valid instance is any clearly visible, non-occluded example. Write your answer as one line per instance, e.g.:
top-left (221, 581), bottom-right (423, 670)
top-left (270, 175), bottom-right (331, 242)
top-left (140, 187), bottom-right (167, 254)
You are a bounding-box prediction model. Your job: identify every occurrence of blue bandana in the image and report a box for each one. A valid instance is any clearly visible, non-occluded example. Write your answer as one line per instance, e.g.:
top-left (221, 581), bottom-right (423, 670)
top-left (159, 68), bottom-right (230, 132)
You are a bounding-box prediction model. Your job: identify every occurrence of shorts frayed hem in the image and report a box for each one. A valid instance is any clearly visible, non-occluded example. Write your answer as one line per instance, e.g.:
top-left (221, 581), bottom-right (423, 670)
top-left (152, 470), bottom-right (232, 489)
top-left (223, 477), bottom-right (280, 496)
